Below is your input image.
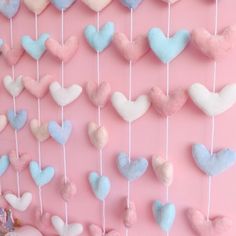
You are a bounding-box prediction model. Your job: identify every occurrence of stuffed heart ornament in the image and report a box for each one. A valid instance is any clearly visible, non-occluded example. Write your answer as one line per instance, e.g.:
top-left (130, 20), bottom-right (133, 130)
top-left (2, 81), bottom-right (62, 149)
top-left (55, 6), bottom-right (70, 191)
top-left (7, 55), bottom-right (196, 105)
top-left (5, 192), bottom-right (32, 211)
top-left (89, 224), bottom-right (120, 236)
top-left (120, 0), bottom-right (143, 9)
top-left (24, 0), bottom-right (50, 15)
top-left (6, 226), bottom-right (43, 236)
top-left (0, 155), bottom-right (10, 177)
top-left (51, 0), bottom-right (76, 11)
top-left (7, 109), bottom-right (28, 130)
top-left (60, 179), bottom-right (77, 201)
top-left (81, 0), bottom-right (112, 12)
top-left (30, 119), bottom-right (50, 142)
top-left (9, 149), bottom-right (29, 172)
top-left (160, 0), bottom-right (181, 4)
top-left (3, 75), bottom-right (24, 97)
top-left (0, 0), bottom-right (20, 19)
top-left (0, 114), bottom-right (8, 133)
top-left (123, 200), bottom-right (137, 228)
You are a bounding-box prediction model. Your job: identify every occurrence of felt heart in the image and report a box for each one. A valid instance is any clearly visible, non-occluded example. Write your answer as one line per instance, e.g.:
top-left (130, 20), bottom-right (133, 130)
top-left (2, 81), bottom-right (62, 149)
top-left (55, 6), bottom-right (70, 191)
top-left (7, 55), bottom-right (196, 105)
top-left (89, 224), bottom-right (120, 236)
top-left (152, 201), bottom-right (176, 232)
top-left (89, 172), bottom-right (111, 201)
top-left (30, 119), bottom-right (50, 142)
top-left (23, 74), bottom-right (52, 98)
top-left (48, 120), bottom-right (72, 145)
top-left (0, 38), bottom-right (3, 48)
top-left (148, 28), bottom-right (190, 63)
top-left (191, 25), bottom-right (236, 60)
top-left (0, 114), bottom-right (8, 133)
top-left (152, 156), bottom-right (173, 186)
top-left (46, 36), bottom-right (79, 62)
top-left (88, 122), bottom-right (109, 149)
top-left (192, 144), bottom-right (236, 176)
top-left (160, 0), bottom-right (180, 4)
top-left (81, 0), bottom-right (112, 12)
top-left (49, 81), bottom-right (83, 107)
top-left (188, 83), bottom-right (236, 116)
top-left (21, 33), bottom-right (50, 60)
top-left (186, 208), bottom-right (232, 236)
top-left (29, 160), bottom-right (55, 187)
top-left (0, 0), bottom-right (20, 19)
top-left (117, 152), bottom-right (148, 181)
top-left (111, 92), bottom-right (151, 122)
top-left (24, 0), bottom-right (50, 15)
top-left (0, 155), bottom-right (9, 177)
top-left (149, 86), bottom-right (188, 117)
top-left (113, 33), bottom-right (149, 62)
top-left (6, 226), bottom-right (43, 236)
top-left (123, 200), bottom-right (137, 228)
top-left (60, 179), bottom-right (77, 201)
top-left (5, 192), bottom-right (32, 211)
top-left (86, 81), bottom-right (111, 107)
top-left (51, 0), bottom-right (76, 11)
top-left (51, 215), bottom-right (83, 236)
top-left (120, 0), bottom-right (143, 9)
top-left (84, 22), bottom-right (115, 53)
top-left (3, 75), bottom-right (24, 97)
top-left (9, 150), bottom-right (29, 172)
top-left (7, 109), bottom-right (27, 130)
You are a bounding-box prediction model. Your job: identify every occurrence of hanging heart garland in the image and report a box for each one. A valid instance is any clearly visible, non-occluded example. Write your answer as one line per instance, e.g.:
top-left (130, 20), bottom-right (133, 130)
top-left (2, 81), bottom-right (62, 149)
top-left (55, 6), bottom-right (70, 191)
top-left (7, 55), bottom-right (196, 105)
top-left (9, 150), bottom-right (29, 172)
top-left (89, 224), bottom-right (120, 236)
top-left (24, 0), bottom-right (50, 15)
top-left (60, 178), bottom-right (77, 201)
top-left (123, 199), bottom-right (137, 228)
top-left (120, 0), bottom-right (143, 10)
top-left (7, 109), bottom-right (28, 131)
top-left (30, 119), bottom-right (50, 142)
top-left (0, 0), bottom-right (20, 19)
top-left (50, 0), bottom-right (76, 11)
top-left (3, 75), bottom-right (24, 97)
top-left (81, 0), bottom-right (112, 12)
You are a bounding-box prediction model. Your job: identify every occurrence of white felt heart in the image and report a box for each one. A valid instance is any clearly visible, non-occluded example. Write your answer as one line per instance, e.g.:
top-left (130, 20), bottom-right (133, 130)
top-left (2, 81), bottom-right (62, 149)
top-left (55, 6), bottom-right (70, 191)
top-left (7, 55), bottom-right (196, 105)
top-left (0, 114), bottom-right (8, 133)
top-left (49, 82), bottom-right (82, 107)
top-left (81, 0), bottom-right (112, 12)
top-left (188, 83), bottom-right (236, 116)
top-left (3, 75), bottom-right (24, 97)
top-left (51, 215), bottom-right (83, 236)
top-left (5, 192), bottom-right (32, 211)
top-left (111, 92), bottom-right (150, 122)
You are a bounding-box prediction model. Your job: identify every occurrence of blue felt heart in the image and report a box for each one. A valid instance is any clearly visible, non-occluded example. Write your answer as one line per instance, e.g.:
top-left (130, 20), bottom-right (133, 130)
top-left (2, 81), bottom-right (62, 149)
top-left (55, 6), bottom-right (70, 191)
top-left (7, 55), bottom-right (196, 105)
top-left (192, 144), bottom-right (236, 176)
top-left (120, 0), bottom-right (143, 9)
top-left (0, 0), bottom-right (20, 19)
top-left (117, 152), bottom-right (148, 181)
top-left (148, 28), bottom-right (190, 64)
top-left (0, 39), bottom-right (4, 48)
top-left (152, 201), bottom-right (176, 232)
top-left (48, 120), bottom-right (72, 145)
top-left (89, 172), bottom-right (111, 201)
top-left (29, 161), bottom-right (55, 187)
top-left (21, 33), bottom-right (49, 60)
top-left (84, 22), bottom-right (115, 53)
top-left (51, 0), bottom-right (76, 11)
top-left (0, 155), bottom-right (9, 177)
top-left (7, 109), bottom-right (27, 130)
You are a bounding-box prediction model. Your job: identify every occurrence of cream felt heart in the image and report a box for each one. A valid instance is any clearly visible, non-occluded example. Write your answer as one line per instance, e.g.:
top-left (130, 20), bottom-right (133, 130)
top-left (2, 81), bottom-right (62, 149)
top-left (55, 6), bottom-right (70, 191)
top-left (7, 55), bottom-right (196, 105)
top-left (160, 0), bottom-right (180, 4)
top-left (5, 192), bottom-right (32, 211)
top-left (3, 75), bottom-right (24, 97)
top-left (81, 0), bottom-right (112, 12)
top-left (51, 216), bottom-right (83, 236)
top-left (24, 0), bottom-right (50, 15)
top-left (6, 226), bottom-right (43, 236)
top-left (30, 119), bottom-right (50, 142)
top-left (188, 83), bottom-right (236, 116)
top-left (152, 156), bottom-right (173, 186)
top-left (111, 92), bottom-right (151, 122)
top-left (0, 114), bottom-right (7, 133)
top-left (49, 82), bottom-right (83, 107)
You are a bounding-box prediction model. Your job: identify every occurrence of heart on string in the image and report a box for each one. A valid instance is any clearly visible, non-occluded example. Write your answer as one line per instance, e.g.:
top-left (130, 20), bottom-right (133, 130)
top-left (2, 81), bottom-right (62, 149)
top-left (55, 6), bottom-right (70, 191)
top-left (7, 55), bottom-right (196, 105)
top-left (89, 224), bottom-right (120, 236)
top-left (51, 0), bottom-right (76, 11)
top-left (81, 0), bottom-right (112, 12)
top-left (120, 0), bottom-right (143, 9)
top-left (7, 109), bottom-right (27, 130)
top-left (30, 119), bottom-right (50, 142)
top-left (3, 75), bottom-right (24, 97)
top-left (24, 0), bottom-right (50, 15)
top-left (160, 0), bottom-right (181, 4)
top-left (123, 199), bottom-right (137, 228)
top-left (9, 150), bottom-right (29, 172)
top-left (186, 208), bottom-right (232, 236)
top-left (0, 0), bottom-right (20, 19)
top-left (0, 114), bottom-right (8, 133)
top-left (5, 225), bottom-right (43, 236)
top-left (0, 155), bottom-right (10, 177)
top-left (188, 83), bottom-right (236, 116)
top-left (60, 179), bottom-right (77, 201)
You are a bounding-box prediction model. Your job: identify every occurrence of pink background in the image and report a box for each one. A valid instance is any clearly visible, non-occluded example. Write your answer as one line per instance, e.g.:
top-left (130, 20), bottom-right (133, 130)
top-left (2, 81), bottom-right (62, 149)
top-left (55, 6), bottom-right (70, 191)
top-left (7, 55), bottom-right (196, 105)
top-left (1, 0), bottom-right (236, 235)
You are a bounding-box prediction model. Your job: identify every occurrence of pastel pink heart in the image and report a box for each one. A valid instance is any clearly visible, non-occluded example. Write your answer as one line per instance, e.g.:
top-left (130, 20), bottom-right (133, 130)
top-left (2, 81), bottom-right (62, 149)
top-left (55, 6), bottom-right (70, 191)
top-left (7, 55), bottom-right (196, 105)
top-left (191, 25), bottom-right (236, 60)
top-left (149, 86), bottom-right (188, 117)
top-left (9, 150), bottom-right (29, 172)
top-left (23, 75), bottom-right (52, 98)
top-left (30, 119), bottom-right (50, 142)
top-left (60, 179), bottom-right (77, 201)
top-left (86, 81), bottom-right (111, 107)
top-left (186, 208), bottom-right (232, 236)
top-left (89, 224), bottom-right (120, 236)
top-left (24, 0), bottom-right (50, 15)
top-left (46, 36), bottom-right (79, 63)
top-left (113, 33), bottom-right (149, 62)
top-left (6, 226), bottom-right (43, 236)
top-left (123, 199), bottom-right (137, 228)
top-left (0, 114), bottom-right (8, 133)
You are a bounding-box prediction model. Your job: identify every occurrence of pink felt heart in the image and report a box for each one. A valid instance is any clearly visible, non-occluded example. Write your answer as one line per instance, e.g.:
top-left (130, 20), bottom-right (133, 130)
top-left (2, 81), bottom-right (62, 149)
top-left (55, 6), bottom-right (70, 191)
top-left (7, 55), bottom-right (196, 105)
top-left (30, 119), bottom-right (50, 142)
top-left (191, 25), bottom-right (236, 60)
top-left (60, 179), bottom-right (77, 201)
top-left (149, 86), bottom-right (188, 117)
top-left (113, 33), bottom-right (149, 62)
top-left (186, 208), bottom-right (232, 236)
top-left (9, 150), bottom-right (29, 172)
top-left (46, 36), bottom-right (79, 62)
top-left (86, 81), bottom-right (111, 107)
top-left (6, 226), bottom-right (43, 236)
top-left (23, 75), bottom-right (52, 98)
top-left (123, 199), bottom-right (137, 228)
top-left (24, 0), bottom-right (50, 15)
top-left (0, 114), bottom-right (8, 133)
top-left (89, 224), bottom-right (120, 236)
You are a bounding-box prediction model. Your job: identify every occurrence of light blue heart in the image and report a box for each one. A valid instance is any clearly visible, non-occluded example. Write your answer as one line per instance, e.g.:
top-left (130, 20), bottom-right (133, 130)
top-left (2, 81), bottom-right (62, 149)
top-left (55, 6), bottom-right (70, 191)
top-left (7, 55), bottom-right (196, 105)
top-left (84, 22), bottom-right (115, 53)
top-left (21, 33), bottom-right (49, 60)
top-left (0, 155), bottom-right (9, 177)
top-left (121, 0), bottom-right (143, 9)
top-left (117, 152), bottom-right (148, 181)
top-left (7, 109), bottom-right (27, 130)
top-left (192, 144), bottom-right (236, 176)
top-left (148, 28), bottom-right (190, 64)
top-left (0, 0), bottom-right (20, 19)
top-left (89, 172), bottom-right (111, 201)
top-left (0, 39), bottom-right (4, 48)
top-left (152, 201), bottom-right (176, 232)
top-left (48, 120), bottom-right (72, 145)
top-left (51, 0), bottom-right (76, 11)
top-left (29, 161), bottom-right (55, 187)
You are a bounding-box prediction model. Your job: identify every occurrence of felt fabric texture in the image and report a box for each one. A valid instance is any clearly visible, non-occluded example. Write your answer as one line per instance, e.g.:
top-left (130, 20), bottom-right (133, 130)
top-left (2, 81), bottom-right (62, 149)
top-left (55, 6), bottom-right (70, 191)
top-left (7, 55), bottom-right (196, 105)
top-left (60, 179), bottom-right (77, 201)
top-left (51, 0), bottom-right (76, 11)
top-left (148, 28), bottom-right (190, 63)
top-left (9, 150), bottom-right (29, 172)
top-left (117, 152), bottom-right (148, 181)
top-left (149, 86), bottom-right (188, 117)
top-left (152, 201), bottom-right (176, 232)
top-left (89, 172), bottom-right (111, 201)
top-left (84, 22), bottom-right (115, 53)
top-left (3, 75), bottom-right (24, 97)
top-left (89, 224), bottom-right (120, 236)
top-left (21, 33), bottom-right (50, 60)
top-left (0, 38), bottom-right (3, 48)
top-left (24, 0), bottom-right (50, 15)
top-left (81, 0), bottom-right (112, 12)
top-left (0, 155), bottom-right (9, 177)
top-left (113, 33), bottom-right (149, 62)
top-left (30, 119), bottom-right (50, 142)
top-left (5, 226), bottom-right (43, 236)
top-left (186, 208), bottom-right (232, 236)
top-left (192, 144), bottom-right (236, 176)
top-left (160, 0), bottom-right (180, 4)
top-left (120, 0), bottom-right (143, 9)
top-left (188, 83), bottom-right (236, 116)
top-left (0, 0), bottom-right (20, 19)
top-left (191, 25), bottom-right (236, 60)
top-left (7, 109), bottom-right (27, 130)
top-left (123, 200), bottom-right (137, 228)
top-left (111, 92), bottom-right (151, 122)
top-left (46, 36), bottom-right (79, 62)
top-left (48, 120), bottom-right (72, 145)
top-left (0, 114), bottom-right (8, 133)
